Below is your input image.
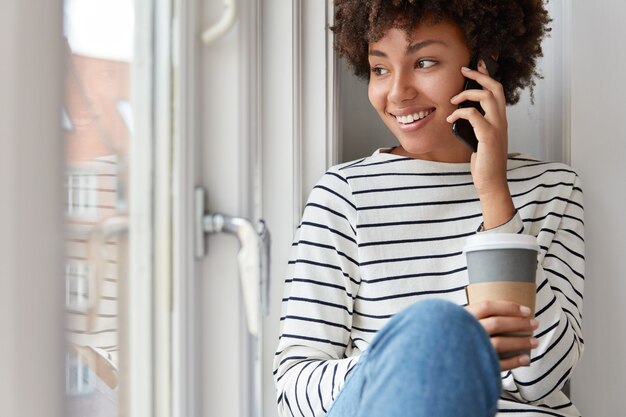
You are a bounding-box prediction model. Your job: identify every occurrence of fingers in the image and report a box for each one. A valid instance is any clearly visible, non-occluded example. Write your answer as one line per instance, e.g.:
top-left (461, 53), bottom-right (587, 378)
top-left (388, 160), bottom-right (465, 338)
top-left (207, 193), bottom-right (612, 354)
top-left (449, 89), bottom-right (503, 125)
top-left (480, 316), bottom-right (538, 336)
top-left (498, 337), bottom-right (536, 371)
top-left (446, 106), bottom-right (506, 151)
top-left (446, 107), bottom-right (497, 144)
top-left (491, 335), bottom-right (539, 356)
top-left (460, 63), bottom-right (506, 109)
top-left (467, 300), bottom-right (538, 337)
top-left (466, 300), bottom-right (540, 371)
top-left (500, 353), bottom-right (532, 371)
top-left (446, 65), bottom-right (507, 148)
top-left (465, 300), bottom-right (532, 320)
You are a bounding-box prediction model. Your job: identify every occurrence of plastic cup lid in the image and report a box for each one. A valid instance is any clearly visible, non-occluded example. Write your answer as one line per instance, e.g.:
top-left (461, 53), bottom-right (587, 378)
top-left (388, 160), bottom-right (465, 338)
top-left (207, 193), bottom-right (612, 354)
top-left (463, 232), bottom-right (539, 253)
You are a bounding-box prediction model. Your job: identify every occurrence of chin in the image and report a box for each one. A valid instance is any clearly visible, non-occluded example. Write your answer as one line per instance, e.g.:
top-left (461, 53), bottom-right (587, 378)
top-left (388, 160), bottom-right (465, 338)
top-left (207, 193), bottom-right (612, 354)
top-left (395, 136), bottom-right (471, 162)
top-left (396, 139), bottom-right (441, 156)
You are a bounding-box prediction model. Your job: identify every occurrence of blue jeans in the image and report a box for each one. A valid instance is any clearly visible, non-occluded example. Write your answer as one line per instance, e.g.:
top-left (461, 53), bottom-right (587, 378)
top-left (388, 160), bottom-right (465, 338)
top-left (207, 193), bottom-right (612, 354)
top-left (326, 299), bottom-right (501, 417)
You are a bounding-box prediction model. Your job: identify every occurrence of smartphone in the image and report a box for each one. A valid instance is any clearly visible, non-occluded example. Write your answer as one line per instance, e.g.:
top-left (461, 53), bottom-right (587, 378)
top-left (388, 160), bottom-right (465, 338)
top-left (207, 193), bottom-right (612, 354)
top-left (452, 55), bottom-right (500, 151)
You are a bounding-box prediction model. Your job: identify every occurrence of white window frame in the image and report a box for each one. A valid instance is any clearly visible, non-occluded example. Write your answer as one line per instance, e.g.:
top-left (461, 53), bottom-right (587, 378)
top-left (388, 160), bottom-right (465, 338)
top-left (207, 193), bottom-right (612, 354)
top-left (125, 0), bottom-right (173, 416)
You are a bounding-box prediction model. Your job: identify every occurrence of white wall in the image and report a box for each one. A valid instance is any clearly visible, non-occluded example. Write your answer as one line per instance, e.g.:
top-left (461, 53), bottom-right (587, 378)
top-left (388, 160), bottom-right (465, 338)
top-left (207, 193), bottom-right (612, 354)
top-left (339, 58), bottom-right (396, 162)
top-left (0, 1), bottom-right (65, 417)
top-left (569, 2), bottom-right (626, 415)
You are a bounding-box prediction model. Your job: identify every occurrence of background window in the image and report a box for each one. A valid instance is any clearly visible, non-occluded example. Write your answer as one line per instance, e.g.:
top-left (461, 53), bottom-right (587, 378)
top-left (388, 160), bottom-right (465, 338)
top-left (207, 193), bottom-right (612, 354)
top-left (65, 261), bottom-right (90, 311)
top-left (66, 351), bottom-right (95, 396)
top-left (66, 173), bottom-right (99, 218)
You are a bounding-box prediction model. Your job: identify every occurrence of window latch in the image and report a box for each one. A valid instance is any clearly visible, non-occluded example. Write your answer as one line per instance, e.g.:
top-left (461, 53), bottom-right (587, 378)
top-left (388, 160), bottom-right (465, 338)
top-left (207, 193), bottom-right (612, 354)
top-left (194, 186), bottom-right (270, 337)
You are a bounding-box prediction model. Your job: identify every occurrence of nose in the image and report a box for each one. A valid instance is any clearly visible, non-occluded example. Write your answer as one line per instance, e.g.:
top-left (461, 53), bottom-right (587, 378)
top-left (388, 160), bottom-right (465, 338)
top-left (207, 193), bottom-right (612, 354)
top-left (388, 69), bottom-right (417, 104)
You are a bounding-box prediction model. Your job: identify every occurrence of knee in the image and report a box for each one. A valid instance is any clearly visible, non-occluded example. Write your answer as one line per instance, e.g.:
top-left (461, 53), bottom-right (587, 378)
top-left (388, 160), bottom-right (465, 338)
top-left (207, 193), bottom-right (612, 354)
top-left (364, 299), bottom-right (501, 410)
top-left (370, 299), bottom-right (489, 355)
top-left (404, 298), bottom-right (466, 319)
top-left (397, 299), bottom-right (477, 337)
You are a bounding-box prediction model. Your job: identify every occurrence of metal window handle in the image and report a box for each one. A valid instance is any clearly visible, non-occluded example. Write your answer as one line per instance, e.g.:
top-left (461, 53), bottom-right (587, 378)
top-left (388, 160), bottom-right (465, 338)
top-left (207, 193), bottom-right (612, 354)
top-left (194, 187), bottom-right (270, 337)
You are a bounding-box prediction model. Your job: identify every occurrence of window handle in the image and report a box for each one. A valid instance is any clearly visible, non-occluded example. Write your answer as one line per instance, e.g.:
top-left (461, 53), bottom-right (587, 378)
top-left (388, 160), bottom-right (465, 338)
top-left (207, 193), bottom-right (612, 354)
top-left (194, 187), bottom-right (271, 338)
top-left (201, 0), bottom-right (237, 45)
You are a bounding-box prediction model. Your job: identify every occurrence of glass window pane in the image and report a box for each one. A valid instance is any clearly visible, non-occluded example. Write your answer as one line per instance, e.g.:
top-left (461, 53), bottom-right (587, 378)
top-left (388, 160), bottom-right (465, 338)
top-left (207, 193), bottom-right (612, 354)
top-left (63, 0), bottom-right (134, 415)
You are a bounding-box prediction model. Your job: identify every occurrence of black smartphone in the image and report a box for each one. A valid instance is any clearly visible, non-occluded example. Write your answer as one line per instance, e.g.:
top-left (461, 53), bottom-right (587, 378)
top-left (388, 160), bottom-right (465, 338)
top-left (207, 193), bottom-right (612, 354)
top-left (452, 55), bottom-right (500, 151)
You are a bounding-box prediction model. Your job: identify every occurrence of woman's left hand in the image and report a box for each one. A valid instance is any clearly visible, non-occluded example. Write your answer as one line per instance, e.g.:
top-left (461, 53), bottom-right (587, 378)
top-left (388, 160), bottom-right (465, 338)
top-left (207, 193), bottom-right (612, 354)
top-left (446, 61), bottom-right (515, 229)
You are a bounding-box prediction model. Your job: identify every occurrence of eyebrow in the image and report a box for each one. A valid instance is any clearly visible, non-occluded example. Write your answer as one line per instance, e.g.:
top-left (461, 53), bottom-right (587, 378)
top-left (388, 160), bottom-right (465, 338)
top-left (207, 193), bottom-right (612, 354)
top-left (368, 39), bottom-right (447, 57)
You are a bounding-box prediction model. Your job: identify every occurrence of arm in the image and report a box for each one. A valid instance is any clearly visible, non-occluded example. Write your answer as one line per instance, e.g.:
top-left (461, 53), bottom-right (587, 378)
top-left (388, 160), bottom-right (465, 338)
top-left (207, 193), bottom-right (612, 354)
top-left (274, 168), bottom-right (361, 417)
top-left (500, 173), bottom-right (585, 402)
top-left (449, 64), bottom-right (585, 398)
top-left (466, 173), bottom-right (585, 401)
top-left (451, 62), bottom-right (540, 371)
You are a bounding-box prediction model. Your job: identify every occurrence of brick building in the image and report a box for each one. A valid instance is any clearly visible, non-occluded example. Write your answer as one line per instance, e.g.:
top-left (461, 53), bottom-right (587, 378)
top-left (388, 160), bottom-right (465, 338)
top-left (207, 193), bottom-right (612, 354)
top-left (64, 47), bottom-right (130, 416)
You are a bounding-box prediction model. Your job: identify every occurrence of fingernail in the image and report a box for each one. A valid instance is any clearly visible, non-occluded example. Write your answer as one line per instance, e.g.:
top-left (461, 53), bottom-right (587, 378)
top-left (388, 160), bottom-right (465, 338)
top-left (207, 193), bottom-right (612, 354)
top-left (520, 306), bottom-right (532, 316)
top-left (530, 338), bottom-right (539, 348)
top-left (461, 66), bottom-right (471, 72)
top-left (530, 319), bottom-right (539, 329)
top-left (519, 355), bottom-right (531, 365)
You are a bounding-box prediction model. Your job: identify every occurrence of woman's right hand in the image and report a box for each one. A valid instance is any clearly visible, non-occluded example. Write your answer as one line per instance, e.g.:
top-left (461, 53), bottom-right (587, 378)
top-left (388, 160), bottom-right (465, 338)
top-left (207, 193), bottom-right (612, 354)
top-left (465, 300), bottom-right (539, 371)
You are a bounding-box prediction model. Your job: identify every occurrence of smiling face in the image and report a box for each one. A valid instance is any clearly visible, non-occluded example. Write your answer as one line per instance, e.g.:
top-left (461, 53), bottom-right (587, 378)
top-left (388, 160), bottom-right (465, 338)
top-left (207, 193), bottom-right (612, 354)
top-left (367, 20), bottom-right (473, 162)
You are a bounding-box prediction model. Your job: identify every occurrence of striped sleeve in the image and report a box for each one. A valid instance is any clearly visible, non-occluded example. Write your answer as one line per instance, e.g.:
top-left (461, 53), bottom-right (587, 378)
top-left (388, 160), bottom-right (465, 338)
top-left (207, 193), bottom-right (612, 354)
top-left (501, 172), bottom-right (585, 403)
top-left (478, 209), bottom-right (526, 235)
top-left (273, 167), bottom-right (361, 417)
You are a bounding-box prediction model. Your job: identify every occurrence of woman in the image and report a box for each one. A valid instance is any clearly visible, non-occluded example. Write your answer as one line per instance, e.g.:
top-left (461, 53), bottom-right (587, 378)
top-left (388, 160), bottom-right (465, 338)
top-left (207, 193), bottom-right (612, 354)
top-left (274, 1), bottom-right (584, 416)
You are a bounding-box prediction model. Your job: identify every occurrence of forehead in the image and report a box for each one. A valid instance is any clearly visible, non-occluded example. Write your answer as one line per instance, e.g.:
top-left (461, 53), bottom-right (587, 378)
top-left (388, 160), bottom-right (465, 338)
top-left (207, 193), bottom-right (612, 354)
top-left (368, 19), bottom-right (468, 51)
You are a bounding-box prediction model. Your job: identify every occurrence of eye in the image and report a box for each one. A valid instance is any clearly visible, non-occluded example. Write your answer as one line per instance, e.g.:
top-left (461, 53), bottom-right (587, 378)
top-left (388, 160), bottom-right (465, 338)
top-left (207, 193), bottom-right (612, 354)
top-left (416, 59), bottom-right (437, 69)
top-left (371, 66), bottom-right (389, 76)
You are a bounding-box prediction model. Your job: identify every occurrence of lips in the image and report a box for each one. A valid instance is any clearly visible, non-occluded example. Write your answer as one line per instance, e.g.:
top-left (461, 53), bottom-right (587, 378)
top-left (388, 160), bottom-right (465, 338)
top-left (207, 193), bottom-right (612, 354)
top-left (389, 108), bottom-right (436, 126)
top-left (389, 108), bottom-right (435, 125)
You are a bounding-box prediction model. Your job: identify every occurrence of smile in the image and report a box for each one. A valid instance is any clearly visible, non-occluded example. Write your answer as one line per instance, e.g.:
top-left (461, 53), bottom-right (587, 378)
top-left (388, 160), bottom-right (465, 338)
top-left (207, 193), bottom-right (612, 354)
top-left (391, 109), bottom-right (435, 125)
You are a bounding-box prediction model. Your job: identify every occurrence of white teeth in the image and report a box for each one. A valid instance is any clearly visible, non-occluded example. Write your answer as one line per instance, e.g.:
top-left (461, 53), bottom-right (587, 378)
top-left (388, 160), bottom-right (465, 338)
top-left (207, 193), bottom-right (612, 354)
top-left (395, 110), bottom-right (432, 124)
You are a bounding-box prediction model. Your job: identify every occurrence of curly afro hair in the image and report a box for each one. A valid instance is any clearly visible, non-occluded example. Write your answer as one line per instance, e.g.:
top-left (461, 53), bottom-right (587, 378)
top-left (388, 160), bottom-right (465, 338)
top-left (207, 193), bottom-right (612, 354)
top-left (332, 0), bottom-right (551, 105)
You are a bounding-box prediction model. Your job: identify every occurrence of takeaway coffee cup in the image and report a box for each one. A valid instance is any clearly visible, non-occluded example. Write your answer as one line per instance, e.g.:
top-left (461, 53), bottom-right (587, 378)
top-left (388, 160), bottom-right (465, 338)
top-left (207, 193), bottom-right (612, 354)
top-left (464, 233), bottom-right (540, 360)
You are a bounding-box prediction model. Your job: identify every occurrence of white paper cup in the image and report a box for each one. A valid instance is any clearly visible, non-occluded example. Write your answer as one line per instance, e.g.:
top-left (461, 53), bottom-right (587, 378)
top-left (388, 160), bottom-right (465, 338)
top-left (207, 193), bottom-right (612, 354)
top-left (464, 233), bottom-right (540, 360)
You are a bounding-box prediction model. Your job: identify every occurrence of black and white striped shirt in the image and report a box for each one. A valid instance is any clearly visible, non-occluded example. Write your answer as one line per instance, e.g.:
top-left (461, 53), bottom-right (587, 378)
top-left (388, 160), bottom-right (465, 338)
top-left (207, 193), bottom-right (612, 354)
top-left (274, 149), bottom-right (584, 417)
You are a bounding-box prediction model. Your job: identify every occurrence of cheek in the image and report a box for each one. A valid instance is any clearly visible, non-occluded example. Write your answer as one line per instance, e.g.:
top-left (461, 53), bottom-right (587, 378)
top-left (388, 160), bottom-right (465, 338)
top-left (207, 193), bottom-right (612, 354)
top-left (448, 72), bottom-right (467, 96)
top-left (426, 74), bottom-right (465, 109)
top-left (367, 83), bottom-right (384, 113)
